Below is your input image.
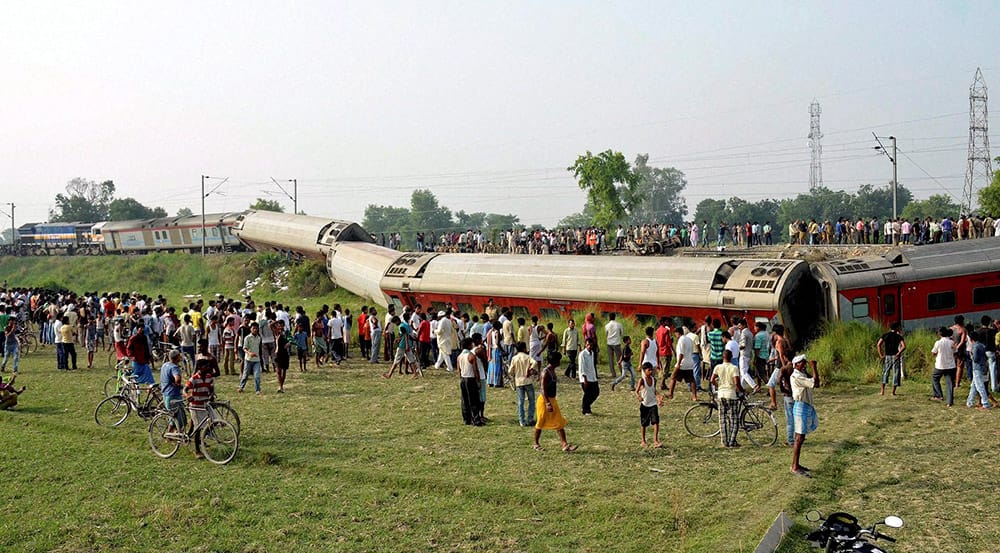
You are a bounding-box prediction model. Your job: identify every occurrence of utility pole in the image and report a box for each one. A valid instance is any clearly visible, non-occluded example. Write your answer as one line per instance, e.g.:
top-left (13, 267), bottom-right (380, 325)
top-left (873, 134), bottom-right (898, 220)
top-left (808, 100), bottom-right (824, 190)
top-left (201, 174), bottom-right (206, 256)
top-left (1, 203), bottom-right (13, 254)
top-left (270, 177), bottom-right (297, 214)
top-left (963, 68), bottom-right (992, 216)
top-left (201, 175), bottom-right (228, 256)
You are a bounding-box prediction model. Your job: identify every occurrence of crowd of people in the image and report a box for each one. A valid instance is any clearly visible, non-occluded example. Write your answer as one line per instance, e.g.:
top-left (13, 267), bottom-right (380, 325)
top-left (6, 283), bottom-right (999, 475)
top-left (373, 213), bottom-right (999, 256)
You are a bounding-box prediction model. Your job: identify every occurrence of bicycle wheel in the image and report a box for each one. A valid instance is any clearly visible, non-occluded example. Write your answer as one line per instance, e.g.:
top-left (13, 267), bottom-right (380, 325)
top-left (23, 334), bottom-right (38, 354)
top-left (684, 402), bottom-right (720, 438)
top-left (211, 402), bottom-right (241, 435)
top-left (148, 412), bottom-right (181, 458)
top-left (200, 420), bottom-right (239, 465)
top-left (108, 350), bottom-right (117, 370)
top-left (94, 395), bottom-right (131, 427)
top-left (103, 375), bottom-right (118, 398)
top-left (742, 405), bottom-right (778, 447)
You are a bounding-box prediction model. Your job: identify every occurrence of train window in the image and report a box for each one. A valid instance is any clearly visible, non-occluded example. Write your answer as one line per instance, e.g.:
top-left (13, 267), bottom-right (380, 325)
top-left (511, 306), bottom-right (531, 320)
top-left (540, 308), bottom-right (562, 322)
top-left (634, 313), bottom-right (657, 327)
top-left (928, 291), bottom-right (956, 311)
top-left (428, 302), bottom-right (448, 314)
top-left (973, 286), bottom-right (1000, 306)
top-left (851, 297), bottom-right (869, 319)
top-left (457, 303), bottom-right (475, 316)
top-left (883, 294), bottom-right (895, 316)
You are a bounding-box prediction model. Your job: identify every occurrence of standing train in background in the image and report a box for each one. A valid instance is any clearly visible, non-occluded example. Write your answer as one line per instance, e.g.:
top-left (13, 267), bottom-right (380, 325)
top-left (8, 212), bottom-right (245, 255)
top-left (235, 210), bottom-right (1000, 346)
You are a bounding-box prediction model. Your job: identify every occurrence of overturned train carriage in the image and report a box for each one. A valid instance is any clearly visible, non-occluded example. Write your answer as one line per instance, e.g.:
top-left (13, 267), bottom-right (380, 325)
top-left (232, 210), bottom-right (372, 260)
top-left (326, 243), bottom-right (822, 346)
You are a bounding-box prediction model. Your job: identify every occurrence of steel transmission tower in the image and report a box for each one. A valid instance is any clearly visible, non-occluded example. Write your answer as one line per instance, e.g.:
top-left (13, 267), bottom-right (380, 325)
top-left (809, 100), bottom-right (824, 190)
top-left (963, 67), bottom-right (992, 215)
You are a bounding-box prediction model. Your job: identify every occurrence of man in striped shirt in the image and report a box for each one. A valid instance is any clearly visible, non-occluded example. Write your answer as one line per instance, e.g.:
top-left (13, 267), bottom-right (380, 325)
top-left (185, 357), bottom-right (216, 459)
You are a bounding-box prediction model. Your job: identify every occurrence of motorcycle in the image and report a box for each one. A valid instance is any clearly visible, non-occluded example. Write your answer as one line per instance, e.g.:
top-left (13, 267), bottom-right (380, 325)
top-left (804, 510), bottom-right (904, 552)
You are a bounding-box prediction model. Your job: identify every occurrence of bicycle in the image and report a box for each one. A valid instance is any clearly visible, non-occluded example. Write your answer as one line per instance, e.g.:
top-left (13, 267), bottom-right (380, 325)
top-left (208, 399), bottom-right (241, 435)
top-left (684, 389), bottom-right (778, 446)
top-left (94, 377), bottom-right (164, 427)
top-left (147, 402), bottom-right (239, 464)
top-left (16, 325), bottom-right (38, 354)
top-left (102, 358), bottom-right (133, 398)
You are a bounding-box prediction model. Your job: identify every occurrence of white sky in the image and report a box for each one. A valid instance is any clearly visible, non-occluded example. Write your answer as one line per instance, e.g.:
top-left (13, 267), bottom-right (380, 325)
top-left (2, 1), bottom-right (999, 228)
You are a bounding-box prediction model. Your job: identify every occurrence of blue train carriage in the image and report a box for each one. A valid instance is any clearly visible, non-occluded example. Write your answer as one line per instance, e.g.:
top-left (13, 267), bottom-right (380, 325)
top-left (13, 221), bottom-right (100, 255)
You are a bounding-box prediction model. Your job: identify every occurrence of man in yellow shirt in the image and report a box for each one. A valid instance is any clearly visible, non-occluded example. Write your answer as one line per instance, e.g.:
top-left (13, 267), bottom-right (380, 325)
top-left (509, 342), bottom-right (538, 427)
top-left (710, 349), bottom-right (742, 447)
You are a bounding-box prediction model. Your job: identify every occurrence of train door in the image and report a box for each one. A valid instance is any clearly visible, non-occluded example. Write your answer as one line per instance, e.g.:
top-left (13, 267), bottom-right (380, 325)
top-left (877, 286), bottom-right (902, 329)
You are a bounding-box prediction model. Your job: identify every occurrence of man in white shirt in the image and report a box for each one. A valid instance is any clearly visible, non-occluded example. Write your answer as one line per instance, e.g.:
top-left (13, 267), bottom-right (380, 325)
top-left (790, 355), bottom-right (820, 477)
top-left (604, 314), bottom-right (623, 379)
top-left (578, 339), bottom-right (600, 415)
top-left (434, 310), bottom-right (456, 371)
top-left (669, 327), bottom-right (697, 401)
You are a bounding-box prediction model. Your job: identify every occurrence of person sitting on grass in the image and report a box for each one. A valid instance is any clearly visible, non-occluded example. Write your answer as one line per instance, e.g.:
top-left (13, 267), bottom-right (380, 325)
top-left (634, 362), bottom-right (663, 448)
top-left (0, 372), bottom-right (26, 410)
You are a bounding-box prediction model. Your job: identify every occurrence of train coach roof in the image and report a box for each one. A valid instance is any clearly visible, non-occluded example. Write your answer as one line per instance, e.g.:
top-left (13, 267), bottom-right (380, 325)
top-left (890, 238), bottom-right (1000, 277)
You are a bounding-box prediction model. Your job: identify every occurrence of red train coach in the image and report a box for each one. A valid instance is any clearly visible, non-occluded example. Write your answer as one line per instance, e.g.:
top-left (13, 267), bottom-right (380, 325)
top-left (811, 238), bottom-right (1000, 331)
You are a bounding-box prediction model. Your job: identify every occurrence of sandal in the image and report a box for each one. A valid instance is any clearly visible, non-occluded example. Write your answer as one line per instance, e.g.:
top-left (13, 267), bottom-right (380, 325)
top-left (562, 444), bottom-right (578, 453)
top-left (533, 444), bottom-right (544, 451)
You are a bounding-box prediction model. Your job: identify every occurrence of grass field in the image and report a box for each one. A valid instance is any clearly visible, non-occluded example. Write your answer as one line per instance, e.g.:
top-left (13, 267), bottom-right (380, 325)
top-left (2, 255), bottom-right (998, 552)
top-left (2, 342), bottom-right (998, 552)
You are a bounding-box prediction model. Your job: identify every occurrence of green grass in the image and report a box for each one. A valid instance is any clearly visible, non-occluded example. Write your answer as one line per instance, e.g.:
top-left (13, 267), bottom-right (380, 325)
top-left (3, 256), bottom-right (998, 551)
top-left (2, 342), bottom-right (998, 552)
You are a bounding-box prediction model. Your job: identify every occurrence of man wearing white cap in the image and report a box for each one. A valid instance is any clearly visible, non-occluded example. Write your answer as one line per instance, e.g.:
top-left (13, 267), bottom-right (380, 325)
top-left (790, 354), bottom-right (820, 477)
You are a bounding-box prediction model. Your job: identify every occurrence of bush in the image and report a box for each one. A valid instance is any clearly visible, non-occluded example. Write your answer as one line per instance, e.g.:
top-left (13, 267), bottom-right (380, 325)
top-left (804, 321), bottom-right (938, 384)
top-left (287, 260), bottom-right (336, 297)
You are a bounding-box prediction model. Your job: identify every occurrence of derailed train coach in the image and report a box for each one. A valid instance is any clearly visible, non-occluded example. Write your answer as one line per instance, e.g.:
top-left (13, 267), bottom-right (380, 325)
top-left (236, 210), bottom-right (1000, 348)
top-left (346, 247), bottom-right (825, 346)
top-left (811, 239), bottom-right (1000, 332)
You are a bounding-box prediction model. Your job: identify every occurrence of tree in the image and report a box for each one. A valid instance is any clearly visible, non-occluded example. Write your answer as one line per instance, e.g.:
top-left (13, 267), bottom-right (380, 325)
top-left (850, 183), bottom-right (912, 220)
top-left (1, 228), bottom-right (16, 245)
top-left (409, 189), bottom-right (453, 236)
top-left (454, 210), bottom-right (487, 230)
top-left (629, 154), bottom-right (688, 225)
top-left (363, 205), bottom-right (411, 234)
top-left (250, 198), bottom-right (285, 213)
top-left (976, 157), bottom-right (1000, 217)
top-left (108, 198), bottom-right (168, 221)
top-left (557, 211), bottom-right (593, 229)
top-left (567, 150), bottom-right (641, 228)
top-left (901, 194), bottom-right (962, 221)
top-left (50, 178), bottom-right (115, 222)
top-left (484, 213), bottom-right (520, 231)
top-left (176, 207), bottom-right (193, 217)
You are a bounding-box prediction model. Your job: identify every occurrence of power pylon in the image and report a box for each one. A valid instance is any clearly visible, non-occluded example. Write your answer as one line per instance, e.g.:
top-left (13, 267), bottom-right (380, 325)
top-left (963, 68), bottom-right (992, 215)
top-left (809, 100), bottom-right (824, 190)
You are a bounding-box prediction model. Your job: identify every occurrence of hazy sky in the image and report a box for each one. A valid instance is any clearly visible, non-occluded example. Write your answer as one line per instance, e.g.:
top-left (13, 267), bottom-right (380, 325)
top-left (3, 1), bottom-right (999, 229)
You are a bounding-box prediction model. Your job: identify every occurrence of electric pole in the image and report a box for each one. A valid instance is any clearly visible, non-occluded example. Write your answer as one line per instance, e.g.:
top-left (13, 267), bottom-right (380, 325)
top-left (873, 134), bottom-right (898, 220)
top-left (270, 177), bottom-right (297, 214)
top-left (963, 67), bottom-right (992, 216)
top-left (809, 100), bottom-right (824, 190)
